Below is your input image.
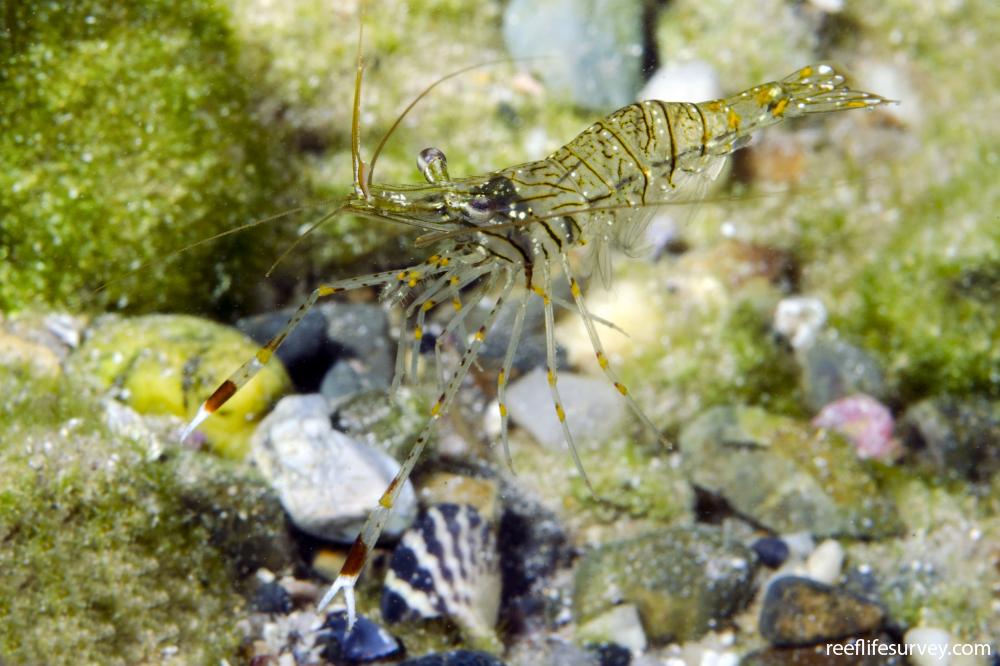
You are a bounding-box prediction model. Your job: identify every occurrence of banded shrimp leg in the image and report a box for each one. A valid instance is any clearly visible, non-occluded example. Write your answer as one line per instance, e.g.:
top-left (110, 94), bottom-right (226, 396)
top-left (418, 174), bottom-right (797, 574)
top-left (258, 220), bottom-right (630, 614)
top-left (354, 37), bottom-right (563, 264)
top-left (181, 257), bottom-right (456, 441)
top-left (317, 265), bottom-right (518, 624)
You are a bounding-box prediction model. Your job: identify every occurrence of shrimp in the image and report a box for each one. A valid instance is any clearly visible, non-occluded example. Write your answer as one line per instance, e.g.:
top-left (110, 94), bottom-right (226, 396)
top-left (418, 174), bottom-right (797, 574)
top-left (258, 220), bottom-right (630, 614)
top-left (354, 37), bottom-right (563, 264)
top-left (181, 10), bottom-right (890, 628)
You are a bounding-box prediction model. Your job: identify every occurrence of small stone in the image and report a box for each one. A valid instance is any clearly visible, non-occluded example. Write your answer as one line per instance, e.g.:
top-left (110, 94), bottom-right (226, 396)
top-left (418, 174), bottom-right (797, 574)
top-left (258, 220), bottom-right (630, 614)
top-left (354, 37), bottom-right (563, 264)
top-left (640, 59), bottom-right (722, 104)
top-left (576, 604), bottom-right (647, 653)
top-left (317, 611), bottom-right (401, 664)
top-left (574, 524), bottom-right (757, 643)
top-left (902, 627), bottom-right (955, 666)
top-left (813, 394), bottom-right (901, 461)
top-left (800, 334), bottom-right (888, 412)
top-left (805, 539), bottom-right (845, 586)
top-left (773, 296), bottom-right (827, 351)
top-left (381, 504), bottom-right (501, 645)
top-left (505, 368), bottom-right (625, 450)
top-left (68, 314), bottom-right (291, 459)
top-left (752, 537), bottom-right (790, 568)
top-left (587, 642), bottom-right (632, 666)
top-left (743, 634), bottom-right (905, 665)
top-left (252, 581), bottom-right (293, 614)
top-left (759, 576), bottom-right (885, 646)
top-left (252, 394), bottom-right (417, 542)
top-left (680, 406), bottom-right (901, 538)
top-left (899, 396), bottom-right (1000, 481)
top-left (503, 0), bottom-right (644, 111)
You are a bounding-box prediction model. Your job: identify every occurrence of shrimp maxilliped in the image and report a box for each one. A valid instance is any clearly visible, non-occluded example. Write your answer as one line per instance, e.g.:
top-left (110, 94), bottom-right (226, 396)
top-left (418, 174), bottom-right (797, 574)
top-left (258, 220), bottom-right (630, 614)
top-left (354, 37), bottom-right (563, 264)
top-left (181, 42), bottom-right (890, 627)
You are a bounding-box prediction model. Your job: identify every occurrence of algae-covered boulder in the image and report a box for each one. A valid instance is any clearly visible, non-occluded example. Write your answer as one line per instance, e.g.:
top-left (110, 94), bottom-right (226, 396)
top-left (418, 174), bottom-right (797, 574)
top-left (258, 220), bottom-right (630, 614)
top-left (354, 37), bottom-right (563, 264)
top-left (68, 314), bottom-right (291, 459)
top-left (0, 354), bottom-right (294, 665)
top-left (0, 0), bottom-right (293, 313)
top-left (573, 524), bottom-right (757, 643)
top-left (680, 406), bottom-right (901, 538)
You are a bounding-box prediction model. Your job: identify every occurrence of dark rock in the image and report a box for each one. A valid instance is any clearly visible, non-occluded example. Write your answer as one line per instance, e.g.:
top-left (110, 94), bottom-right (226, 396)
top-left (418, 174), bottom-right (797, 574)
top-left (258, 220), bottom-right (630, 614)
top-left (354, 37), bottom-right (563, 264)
top-left (574, 524), bottom-right (757, 643)
top-left (251, 581), bottom-right (292, 614)
top-left (317, 611), bottom-right (402, 664)
top-left (801, 335), bottom-right (887, 412)
top-left (680, 406), bottom-right (901, 538)
top-left (588, 642), bottom-right (631, 666)
top-left (752, 537), bottom-right (790, 568)
top-left (238, 308), bottom-right (336, 392)
top-left (497, 490), bottom-right (572, 629)
top-left (239, 302), bottom-right (393, 394)
top-left (759, 576), bottom-right (885, 647)
top-left (398, 650), bottom-right (507, 666)
top-left (899, 395), bottom-right (1000, 481)
top-left (742, 633), bottom-right (905, 665)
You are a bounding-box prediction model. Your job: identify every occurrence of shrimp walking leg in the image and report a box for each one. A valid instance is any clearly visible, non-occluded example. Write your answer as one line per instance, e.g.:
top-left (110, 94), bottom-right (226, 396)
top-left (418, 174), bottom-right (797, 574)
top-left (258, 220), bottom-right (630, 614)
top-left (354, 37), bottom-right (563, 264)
top-left (319, 266), bottom-right (517, 628)
top-left (182, 261), bottom-right (449, 440)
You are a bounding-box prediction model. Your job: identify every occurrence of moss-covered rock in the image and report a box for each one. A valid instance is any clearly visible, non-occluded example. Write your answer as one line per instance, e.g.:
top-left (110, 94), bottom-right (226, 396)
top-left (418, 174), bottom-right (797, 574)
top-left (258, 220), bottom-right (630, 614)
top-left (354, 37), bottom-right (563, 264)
top-left (0, 353), bottom-right (294, 665)
top-left (0, 0), bottom-right (296, 314)
top-left (680, 406), bottom-right (901, 538)
top-left (573, 524), bottom-right (757, 643)
top-left (68, 314), bottom-right (291, 459)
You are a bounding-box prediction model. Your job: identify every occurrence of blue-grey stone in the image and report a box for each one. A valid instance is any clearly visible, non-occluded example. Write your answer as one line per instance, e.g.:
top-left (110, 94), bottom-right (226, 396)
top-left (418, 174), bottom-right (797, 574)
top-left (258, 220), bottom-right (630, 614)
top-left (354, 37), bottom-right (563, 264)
top-left (503, 0), bottom-right (645, 111)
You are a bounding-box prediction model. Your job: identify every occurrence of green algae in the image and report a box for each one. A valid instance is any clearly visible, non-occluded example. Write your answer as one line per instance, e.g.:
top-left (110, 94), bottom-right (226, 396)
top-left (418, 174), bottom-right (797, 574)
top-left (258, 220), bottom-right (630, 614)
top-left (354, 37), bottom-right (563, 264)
top-left (680, 406), bottom-right (901, 538)
top-left (0, 357), bottom-right (293, 665)
top-left (0, 0), bottom-right (295, 314)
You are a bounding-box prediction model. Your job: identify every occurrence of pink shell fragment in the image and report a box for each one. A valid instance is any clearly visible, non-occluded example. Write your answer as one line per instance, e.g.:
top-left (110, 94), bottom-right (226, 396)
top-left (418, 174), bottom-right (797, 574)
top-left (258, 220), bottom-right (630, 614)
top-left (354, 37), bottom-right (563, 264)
top-left (812, 393), bottom-right (900, 461)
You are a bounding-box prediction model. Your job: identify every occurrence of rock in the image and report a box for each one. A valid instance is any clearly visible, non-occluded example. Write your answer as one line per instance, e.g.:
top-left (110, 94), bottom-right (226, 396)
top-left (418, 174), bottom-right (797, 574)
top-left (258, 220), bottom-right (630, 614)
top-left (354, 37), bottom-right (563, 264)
top-left (398, 650), bottom-right (507, 666)
top-left (418, 472), bottom-right (501, 522)
top-left (800, 335), bottom-right (888, 412)
top-left (239, 302), bottom-right (394, 397)
top-left (505, 368), bottom-right (626, 450)
top-left (252, 581), bottom-right (293, 614)
top-left (573, 525), bottom-right (757, 643)
top-left (752, 537), bottom-right (790, 569)
top-left (759, 576), bottom-right (885, 646)
top-left (902, 627), bottom-right (970, 666)
top-left (773, 297), bottom-right (827, 352)
top-left (0, 365), bottom-right (293, 665)
top-left (898, 396), bottom-right (1000, 481)
top-left (502, 0), bottom-right (644, 111)
top-left (334, 387), bottom-right (429, 462)
top-left (477, 297), bottom-right (560, 374)
top-left (317, 611), bottom-right (402, 664)
top-left (680, 406), bottom-right (901, 538)
top-left (252, 394), bottom-right (417, 542)
top-left (640, 60), bottom-right (722, 105)
top-left (382, 504), bottom-right (501, 647)
top-left (812, 394), bottom-right (901, 461)
top-left (804, 539), bottom-right (845, 586)
top-left (588, 643), bottom-right (632, 666)
top-left (496, 489), bottom-right (572, 627)
top-left (742, 634), bottom-right (905, 665)
top-left (0, 1), bottom-right (293, 313)
top-left (576, 604), bottom-right (647, 653)
top-left (68, 314), bottom-right (291, 459)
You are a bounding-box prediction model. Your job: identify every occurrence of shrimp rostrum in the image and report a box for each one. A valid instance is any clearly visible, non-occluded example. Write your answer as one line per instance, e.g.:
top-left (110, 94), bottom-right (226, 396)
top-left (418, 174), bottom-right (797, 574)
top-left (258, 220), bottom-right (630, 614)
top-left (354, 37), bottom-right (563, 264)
top-left (182, 60), bottom-right (890, 626)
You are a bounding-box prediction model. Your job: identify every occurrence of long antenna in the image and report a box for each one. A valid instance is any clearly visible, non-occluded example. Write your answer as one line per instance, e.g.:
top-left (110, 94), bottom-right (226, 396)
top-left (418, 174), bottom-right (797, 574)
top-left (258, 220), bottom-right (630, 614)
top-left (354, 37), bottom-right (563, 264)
top-left (351, 2), bottom-right (368, 198)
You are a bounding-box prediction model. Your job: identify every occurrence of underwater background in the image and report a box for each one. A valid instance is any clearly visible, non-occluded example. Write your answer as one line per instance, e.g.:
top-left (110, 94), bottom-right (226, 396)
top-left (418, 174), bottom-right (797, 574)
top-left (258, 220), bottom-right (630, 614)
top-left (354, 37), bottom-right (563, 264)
top-left (1, 0), bottom-right (998, 663)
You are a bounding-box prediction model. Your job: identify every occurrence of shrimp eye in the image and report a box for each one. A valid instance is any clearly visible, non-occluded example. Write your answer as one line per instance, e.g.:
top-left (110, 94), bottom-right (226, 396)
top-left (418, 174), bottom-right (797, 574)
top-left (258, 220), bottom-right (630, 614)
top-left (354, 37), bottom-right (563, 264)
top-left (418, 147), bottom-right (450, 184)
top-left (468, 195), bottom-right (493, 215)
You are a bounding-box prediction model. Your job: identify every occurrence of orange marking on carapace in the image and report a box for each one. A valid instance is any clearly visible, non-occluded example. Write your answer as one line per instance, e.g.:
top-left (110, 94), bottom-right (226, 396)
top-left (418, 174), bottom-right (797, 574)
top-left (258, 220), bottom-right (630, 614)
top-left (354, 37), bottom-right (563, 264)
top-left (340, 535), bottom-right (369, 577)
top-left (205, 380), bottom-right (237, 413)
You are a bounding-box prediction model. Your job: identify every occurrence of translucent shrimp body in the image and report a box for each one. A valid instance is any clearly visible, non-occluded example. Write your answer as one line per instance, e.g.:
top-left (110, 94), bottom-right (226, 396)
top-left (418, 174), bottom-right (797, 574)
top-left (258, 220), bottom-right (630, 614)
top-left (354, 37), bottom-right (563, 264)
top-left (183, 63), bottom-right (890, 629)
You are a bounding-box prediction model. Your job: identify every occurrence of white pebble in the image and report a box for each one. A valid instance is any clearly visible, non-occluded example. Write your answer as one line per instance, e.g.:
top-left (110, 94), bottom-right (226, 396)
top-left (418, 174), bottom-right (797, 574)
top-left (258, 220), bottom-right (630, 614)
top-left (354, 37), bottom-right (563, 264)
top-left (903, 627), bottom-right (952, 666)
top-left (640, 60), bottom-right (722, 104)
top-left (773, 296), bottom-right (827, 351)
top-left (805, 539), bottom-right (844, 584)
